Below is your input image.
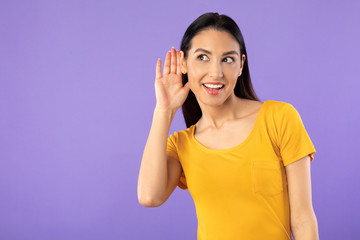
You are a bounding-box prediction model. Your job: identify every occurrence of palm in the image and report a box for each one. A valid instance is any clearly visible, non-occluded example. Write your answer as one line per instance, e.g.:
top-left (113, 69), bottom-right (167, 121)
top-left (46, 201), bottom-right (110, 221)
top-left (154, 48), bottom-right (190, 111)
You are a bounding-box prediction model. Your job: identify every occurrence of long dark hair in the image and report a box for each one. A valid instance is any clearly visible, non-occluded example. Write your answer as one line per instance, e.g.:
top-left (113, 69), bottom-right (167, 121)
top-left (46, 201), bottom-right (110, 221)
top-left (180, 12), bottom-right (260, 128)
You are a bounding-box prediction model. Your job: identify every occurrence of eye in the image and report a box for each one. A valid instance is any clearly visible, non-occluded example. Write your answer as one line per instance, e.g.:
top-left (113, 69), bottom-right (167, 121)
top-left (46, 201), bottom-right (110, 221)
top-left (197, 54), bottom-right (209, 61)
top-left (223, 57), bottom-right (234, 63)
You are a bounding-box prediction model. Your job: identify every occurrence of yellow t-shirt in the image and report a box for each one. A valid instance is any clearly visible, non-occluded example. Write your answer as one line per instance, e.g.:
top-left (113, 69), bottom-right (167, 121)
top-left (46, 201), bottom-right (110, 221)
top-left (166, 99), bottom-right (316, 240)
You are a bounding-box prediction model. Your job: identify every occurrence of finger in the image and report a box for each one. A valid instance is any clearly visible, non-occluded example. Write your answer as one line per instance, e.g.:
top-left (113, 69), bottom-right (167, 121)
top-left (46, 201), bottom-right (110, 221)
top-left (170, 47), bottom-right (176, 74)
top-left (180, 51), bottom-right (184, 74)
top-left (163, 51), bottom-right (171, 75)
top-left (155, 58), bottom-right (162, 80)
top-left (176, 50), bottom-right (181, 75)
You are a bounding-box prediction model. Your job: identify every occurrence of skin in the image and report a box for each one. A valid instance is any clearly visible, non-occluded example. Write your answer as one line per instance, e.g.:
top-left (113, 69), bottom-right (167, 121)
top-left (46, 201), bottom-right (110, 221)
top-left (286, 155), bottom-right (319, 239)
top-left (181, 29), bottom-right (248, 130)
top-left (180, 29), bottom-right (262, 150)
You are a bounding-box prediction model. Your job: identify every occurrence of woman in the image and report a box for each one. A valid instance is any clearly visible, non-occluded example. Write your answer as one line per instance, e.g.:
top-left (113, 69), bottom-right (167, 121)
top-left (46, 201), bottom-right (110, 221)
top-left (138, 12), bottom-right (319, 240)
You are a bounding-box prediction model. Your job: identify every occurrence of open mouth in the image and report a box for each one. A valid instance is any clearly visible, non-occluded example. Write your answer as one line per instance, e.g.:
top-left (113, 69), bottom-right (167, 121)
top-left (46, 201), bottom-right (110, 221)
top-left (202, 84), bottom-right (225, 95)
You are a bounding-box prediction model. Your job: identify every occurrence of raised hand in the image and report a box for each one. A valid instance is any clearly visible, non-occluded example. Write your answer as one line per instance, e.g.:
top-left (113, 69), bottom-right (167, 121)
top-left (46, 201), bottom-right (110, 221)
top-left (154, 47), bottom-right (190, 111)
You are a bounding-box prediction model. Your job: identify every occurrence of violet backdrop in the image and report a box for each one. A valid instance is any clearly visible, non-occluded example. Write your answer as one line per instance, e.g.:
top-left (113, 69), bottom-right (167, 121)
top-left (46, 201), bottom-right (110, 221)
top-left (0, 0), bottom-right (359, 239)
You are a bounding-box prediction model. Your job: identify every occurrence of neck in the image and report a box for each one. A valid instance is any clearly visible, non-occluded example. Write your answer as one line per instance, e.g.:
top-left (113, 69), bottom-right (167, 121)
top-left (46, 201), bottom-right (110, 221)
top-left (197, 95), bottom-right (245, 129)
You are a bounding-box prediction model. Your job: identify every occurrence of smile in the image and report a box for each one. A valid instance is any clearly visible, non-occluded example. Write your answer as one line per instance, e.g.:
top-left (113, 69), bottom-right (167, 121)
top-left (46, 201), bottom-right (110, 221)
top-left (202, 84), bottom-right (225, 95)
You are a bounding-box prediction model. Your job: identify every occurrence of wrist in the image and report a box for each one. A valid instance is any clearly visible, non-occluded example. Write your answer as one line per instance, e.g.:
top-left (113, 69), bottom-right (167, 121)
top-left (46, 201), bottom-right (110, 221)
top-left (154, 105), bottom-right (178, 115)
top-left (152, 106), bottom-right (176, 130)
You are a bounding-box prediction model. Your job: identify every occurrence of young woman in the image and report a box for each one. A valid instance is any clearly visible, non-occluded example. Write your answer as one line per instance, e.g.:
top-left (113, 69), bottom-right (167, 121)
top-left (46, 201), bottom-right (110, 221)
top-left (138, 12), bottom-right (319, 240)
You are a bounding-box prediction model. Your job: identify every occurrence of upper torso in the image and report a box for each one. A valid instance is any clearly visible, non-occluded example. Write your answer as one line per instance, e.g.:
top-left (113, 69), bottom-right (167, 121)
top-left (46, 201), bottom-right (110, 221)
top-left (166, 99), bottom-right (316, 240)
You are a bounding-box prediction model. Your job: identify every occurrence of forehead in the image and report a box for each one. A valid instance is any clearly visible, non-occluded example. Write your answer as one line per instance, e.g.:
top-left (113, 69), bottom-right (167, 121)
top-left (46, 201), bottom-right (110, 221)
top-left (190, 29), bottom-right (240, 53)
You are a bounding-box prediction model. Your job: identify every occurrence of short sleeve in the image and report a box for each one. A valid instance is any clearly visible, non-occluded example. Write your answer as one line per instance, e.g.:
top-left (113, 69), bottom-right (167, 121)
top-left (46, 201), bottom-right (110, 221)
top-left (277, 103), bottom-right (317, 166)
top-left (166, 134), bottom-right (188, 190)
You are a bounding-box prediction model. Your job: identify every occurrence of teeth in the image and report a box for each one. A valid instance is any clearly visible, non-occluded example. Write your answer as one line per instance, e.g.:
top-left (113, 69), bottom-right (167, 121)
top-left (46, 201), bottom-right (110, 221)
top-left (203, 84), bottom-right (224, 89)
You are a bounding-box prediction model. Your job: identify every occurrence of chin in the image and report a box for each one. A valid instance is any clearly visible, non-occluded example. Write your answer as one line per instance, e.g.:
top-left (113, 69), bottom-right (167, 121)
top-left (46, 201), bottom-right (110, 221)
top-left (198, 97), bottom-right (229, 108)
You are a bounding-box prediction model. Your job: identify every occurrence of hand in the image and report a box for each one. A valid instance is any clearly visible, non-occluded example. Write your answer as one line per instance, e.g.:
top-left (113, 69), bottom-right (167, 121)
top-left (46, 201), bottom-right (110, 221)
top-left (154, 47), bottom-right (190, 111)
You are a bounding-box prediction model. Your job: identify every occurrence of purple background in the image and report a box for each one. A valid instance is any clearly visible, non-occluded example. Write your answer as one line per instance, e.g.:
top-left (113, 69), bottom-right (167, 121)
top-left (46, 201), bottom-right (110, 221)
top-left (1, 1), bottom-right (359, 239)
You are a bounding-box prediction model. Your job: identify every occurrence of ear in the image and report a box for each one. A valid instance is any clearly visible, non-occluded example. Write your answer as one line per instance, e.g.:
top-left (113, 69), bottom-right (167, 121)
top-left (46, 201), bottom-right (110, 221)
top-left (180, 51), bottom-right (188, 74)
top-left (239, 54), bottom-right (246, 76)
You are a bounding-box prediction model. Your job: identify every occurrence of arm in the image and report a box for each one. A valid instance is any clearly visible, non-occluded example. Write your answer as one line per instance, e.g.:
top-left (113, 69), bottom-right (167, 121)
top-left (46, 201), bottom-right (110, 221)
top-left (137, 107), bottom-right (176, 207)
top-left (137, 48), bottom-right (190, 207)
top-left (285, 155), bottom-right (319, 240)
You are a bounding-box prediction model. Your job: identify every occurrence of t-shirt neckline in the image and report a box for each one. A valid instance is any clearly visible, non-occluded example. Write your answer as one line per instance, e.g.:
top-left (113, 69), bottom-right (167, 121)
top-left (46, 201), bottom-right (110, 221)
top-left (190, 100), bottom-right (268, 153)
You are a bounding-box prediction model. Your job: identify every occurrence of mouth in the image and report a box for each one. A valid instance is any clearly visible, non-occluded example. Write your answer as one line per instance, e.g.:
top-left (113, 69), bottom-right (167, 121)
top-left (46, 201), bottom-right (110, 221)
top-left (202, 83), bottom-right (225, 95)
top-left (202, 83), bottom-right (225, 89)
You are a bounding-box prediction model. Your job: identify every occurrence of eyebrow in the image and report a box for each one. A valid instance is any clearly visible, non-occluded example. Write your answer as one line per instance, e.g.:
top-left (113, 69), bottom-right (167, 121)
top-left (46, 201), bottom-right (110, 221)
top-left (193, 48), bottom-right (239, 56)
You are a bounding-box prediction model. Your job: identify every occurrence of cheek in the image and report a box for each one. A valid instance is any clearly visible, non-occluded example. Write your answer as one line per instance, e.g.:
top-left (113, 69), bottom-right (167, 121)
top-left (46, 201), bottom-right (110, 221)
top-left (224, 64), bottom-right (240, 79)
top-left (187, 64), bottom-right (207, 80)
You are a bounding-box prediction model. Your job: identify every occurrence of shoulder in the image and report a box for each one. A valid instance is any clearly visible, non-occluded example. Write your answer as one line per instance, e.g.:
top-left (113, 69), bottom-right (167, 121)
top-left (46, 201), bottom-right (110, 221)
top-left (261, 100), bottom-right (303, 133)
top-left (263, 99), bottom-right (299, 120)
top-left (168, 125), bottom-right (194, 144)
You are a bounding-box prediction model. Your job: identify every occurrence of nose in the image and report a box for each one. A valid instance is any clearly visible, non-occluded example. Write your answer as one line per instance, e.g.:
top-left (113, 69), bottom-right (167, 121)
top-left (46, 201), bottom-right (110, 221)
top-left (209, 61), bottom-right (224, 78)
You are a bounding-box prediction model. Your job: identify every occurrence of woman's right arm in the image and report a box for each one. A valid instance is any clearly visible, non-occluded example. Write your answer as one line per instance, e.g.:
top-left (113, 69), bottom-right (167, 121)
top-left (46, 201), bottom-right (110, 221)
top-left (137, 47), bottom-right (190, 207)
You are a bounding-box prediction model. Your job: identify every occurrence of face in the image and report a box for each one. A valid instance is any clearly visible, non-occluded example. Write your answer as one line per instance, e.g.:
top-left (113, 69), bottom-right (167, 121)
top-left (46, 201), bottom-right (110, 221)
top-left (182, 29), bottom-right (246, 107)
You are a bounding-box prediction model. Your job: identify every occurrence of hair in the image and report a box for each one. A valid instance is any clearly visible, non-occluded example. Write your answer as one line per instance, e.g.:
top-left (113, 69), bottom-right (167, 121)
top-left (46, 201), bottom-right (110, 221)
top-left (180, 12), bottom-right (260, 128)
